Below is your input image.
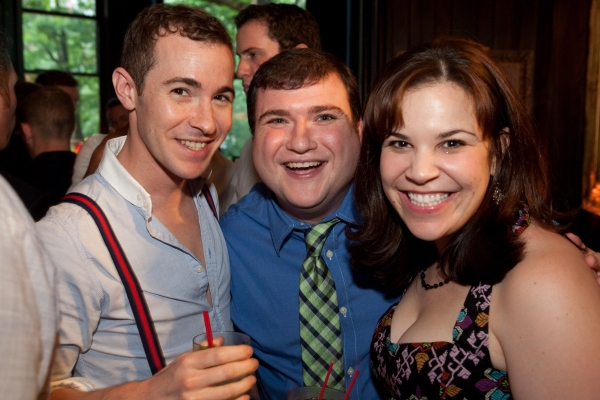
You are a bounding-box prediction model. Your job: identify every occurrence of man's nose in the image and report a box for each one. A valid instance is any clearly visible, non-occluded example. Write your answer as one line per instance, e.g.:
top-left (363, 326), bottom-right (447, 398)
top-left (286, 120), bottom-right (317, 153)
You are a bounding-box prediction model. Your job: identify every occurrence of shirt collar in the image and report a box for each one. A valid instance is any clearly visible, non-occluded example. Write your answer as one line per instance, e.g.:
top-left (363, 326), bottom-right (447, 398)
top-left (97, 136), bottom-right (153, 216)
top-left (266, 183), bottom-right (360, 255)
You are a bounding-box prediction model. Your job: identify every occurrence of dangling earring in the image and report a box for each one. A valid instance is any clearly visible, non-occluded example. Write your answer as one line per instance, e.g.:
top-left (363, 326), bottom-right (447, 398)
top-left (492, 186), bottom-right (505, 205)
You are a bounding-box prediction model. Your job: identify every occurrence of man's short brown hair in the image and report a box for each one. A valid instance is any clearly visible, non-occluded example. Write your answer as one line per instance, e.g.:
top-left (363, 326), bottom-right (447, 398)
top-left (247, 48), bottom-right (360, 134)
top-left (18, 86), bottom-right (75, 141)
top-left (35, 70), bottom-right (78, 87)
top-left (235, 4), bottom-right (321, 51)
top-left (121, 3), bottom-right (233, 94)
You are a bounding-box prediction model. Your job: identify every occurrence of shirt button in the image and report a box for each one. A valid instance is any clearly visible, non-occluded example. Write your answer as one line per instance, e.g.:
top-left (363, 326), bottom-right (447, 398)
top-left (326, 250), bottom-right (333, 259)
top-left (195, 266), bottom-right (203, 273)
top-left (137, 194), bottom-right (141, 201)
top-left (143, 200), bottom-right (149, 208)
top-left (347, 367), bottom-right (354, 376)
top-left (340, 306), bottom-right (347, 317)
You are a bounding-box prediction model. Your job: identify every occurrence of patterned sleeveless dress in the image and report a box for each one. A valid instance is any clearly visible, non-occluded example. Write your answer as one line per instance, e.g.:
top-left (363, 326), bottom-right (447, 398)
top-left (370, 283), bottom-right (512, 400)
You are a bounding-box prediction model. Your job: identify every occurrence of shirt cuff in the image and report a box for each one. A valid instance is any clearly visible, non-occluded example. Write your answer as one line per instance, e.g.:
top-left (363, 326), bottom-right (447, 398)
top-left (51, 377), bottom-right (99, 392)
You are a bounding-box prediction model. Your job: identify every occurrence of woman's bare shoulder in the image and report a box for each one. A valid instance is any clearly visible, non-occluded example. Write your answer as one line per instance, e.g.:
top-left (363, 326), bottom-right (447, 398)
top-left (490, 224), bottom-right (600, 398)
top-left (493, 224), bottom-right (599, 324)
top-left (505, 224), bottom-right (593, 287)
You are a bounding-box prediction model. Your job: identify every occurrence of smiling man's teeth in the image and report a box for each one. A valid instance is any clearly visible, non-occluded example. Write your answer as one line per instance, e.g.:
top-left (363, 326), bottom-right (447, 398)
top-left (286, 161), bottom-right (322, 169)
top-left (179, 140), bottom-right (206, 151)
top-left (408, 192), bottom-right (449, 207)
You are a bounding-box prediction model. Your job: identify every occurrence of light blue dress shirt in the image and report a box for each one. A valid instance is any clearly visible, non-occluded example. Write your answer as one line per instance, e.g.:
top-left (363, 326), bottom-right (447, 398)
top-left (37, 136), bottom-right (232, 390)
top-left (221, 183), bottom-right (400, 400)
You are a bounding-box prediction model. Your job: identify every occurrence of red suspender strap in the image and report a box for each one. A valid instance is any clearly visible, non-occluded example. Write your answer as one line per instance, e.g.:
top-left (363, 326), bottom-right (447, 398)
top-left (62, 193), bottom-right (166, 375)
top-left (201, 183), bottom-right (219, 220)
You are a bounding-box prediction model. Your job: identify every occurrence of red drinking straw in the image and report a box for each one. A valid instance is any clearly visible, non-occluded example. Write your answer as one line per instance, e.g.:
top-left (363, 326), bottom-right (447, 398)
top-left (318, 361), bottom-right (335, 400)
top-left (202, 311), bottom-right (214, 348)
top-left (342, 369), bottom-right (360, 400)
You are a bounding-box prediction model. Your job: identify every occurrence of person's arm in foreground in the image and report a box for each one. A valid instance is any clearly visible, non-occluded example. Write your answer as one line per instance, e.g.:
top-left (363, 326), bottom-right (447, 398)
top-left (50, 345), bottom-right (258, 400)
top-left (0, 178), bottom-right (58, 399)
top-left (492, 226), bottom-right (600, 399)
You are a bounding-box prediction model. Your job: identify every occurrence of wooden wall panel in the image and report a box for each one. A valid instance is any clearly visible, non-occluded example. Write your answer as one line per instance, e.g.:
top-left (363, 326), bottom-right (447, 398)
top-left (474, 1), bottom-right (495, 46)
top-left (360, 0), bottom-right (540, 90)
top-left (451, 0), bottom-right (484, 42)
top-left (433, 0), bottom-right (454, 40)
top-left (535, 0), bottom-right (591, 209)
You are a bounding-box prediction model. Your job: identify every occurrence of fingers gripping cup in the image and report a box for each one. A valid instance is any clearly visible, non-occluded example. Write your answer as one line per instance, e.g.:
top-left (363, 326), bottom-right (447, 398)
top-left (287, 386), bottom-right (345, 400)
top-left (192, 331), bottom-right (251, 351)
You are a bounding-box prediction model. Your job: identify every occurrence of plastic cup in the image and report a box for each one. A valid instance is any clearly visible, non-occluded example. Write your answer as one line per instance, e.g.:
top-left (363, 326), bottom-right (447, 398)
top-left (192, 331), bottom-right (250, 351)
top-left (287, 386), bottom-right (345, 400)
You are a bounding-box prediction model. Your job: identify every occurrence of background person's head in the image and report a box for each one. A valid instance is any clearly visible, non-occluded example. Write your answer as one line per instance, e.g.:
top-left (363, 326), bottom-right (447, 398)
top-left (18, 85), bottom-right (75, 157)
top-left (235, 4), bottom-right (321, 92)
top-left (248, 48), bottom-right (361, 223)
top-left (120, 3), bottom-right (233, 96)
top-left (105, 97), bottom-right (128, 133)
top-left (35, 70), bottom-right (80, 108)
top-left (353, 37), bottom-right (557, 288)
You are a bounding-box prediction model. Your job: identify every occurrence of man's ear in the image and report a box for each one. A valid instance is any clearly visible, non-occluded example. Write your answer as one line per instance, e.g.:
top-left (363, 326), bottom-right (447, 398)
top-left (490, 127), bottom-right (510, 176)
top-left (20, 122), bottom-right (33, 147)
top-left (294, 43), bottom-right (308, 49)
top-left (112, 67), bottom-right (137, 111)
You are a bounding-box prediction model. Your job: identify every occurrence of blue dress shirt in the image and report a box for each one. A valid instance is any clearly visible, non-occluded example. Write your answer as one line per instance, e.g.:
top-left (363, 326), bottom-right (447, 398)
top-left (221, 183), bottom-right (400, 400)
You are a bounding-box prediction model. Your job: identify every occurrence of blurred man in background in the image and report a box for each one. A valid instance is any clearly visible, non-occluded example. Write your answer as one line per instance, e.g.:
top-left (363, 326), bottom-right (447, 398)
top-left (19, 85), bottom-right (76, 205)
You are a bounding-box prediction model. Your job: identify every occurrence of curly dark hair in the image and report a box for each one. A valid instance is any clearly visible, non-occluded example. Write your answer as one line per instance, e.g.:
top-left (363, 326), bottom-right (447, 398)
top-left (121, 3), bottom-right (232, 95)
top-left (349, 37), bottom-right (567, 289)
top-left (235, 4), bottom-right (321, 51)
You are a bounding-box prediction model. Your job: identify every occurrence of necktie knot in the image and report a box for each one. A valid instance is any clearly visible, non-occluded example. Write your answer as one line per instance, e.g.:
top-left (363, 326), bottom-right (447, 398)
top-left (304, 217), bottom-right (340, 257)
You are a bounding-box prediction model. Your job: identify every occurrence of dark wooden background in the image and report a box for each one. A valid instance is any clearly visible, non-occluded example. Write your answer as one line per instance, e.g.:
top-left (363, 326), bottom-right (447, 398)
top-left (3, 0), bottom-right (599, 245)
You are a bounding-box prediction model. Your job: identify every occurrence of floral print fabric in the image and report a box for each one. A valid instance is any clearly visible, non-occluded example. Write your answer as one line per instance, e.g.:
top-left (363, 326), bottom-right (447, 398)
top-left (371, 283), bottom-right (512, 400)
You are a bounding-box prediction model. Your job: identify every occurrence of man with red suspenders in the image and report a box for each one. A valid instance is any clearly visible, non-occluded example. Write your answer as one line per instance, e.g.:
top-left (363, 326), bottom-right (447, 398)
top-left (36, 4), bottom-right (257, 399)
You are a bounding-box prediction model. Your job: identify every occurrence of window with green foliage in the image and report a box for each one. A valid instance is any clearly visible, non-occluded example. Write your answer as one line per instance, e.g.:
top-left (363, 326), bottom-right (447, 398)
top-left (163, 0), bottom-right (305, 160)
top-left (21, 0), bottom-right (99, 141)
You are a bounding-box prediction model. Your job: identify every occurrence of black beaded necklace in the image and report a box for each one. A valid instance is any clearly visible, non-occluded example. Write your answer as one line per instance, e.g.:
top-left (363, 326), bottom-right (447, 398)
top-left (420, 268), bottom-right (450, 290)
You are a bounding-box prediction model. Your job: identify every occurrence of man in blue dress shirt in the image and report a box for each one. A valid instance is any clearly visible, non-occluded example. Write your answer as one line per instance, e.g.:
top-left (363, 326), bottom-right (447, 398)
top-left (220, 49), bottom-right (400, 400)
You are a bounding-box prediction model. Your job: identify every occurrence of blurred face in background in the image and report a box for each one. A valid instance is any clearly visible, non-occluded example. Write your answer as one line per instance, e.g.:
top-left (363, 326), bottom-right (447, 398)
top-left (107, 103), bottom-right (129, 132)
top-left (235, 20), bottom-right (281, 93)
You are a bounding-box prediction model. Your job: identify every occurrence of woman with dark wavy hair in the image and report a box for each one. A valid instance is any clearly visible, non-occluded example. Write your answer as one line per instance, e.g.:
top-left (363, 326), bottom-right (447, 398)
top-left (350, 37), bottom-right (600, 399)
